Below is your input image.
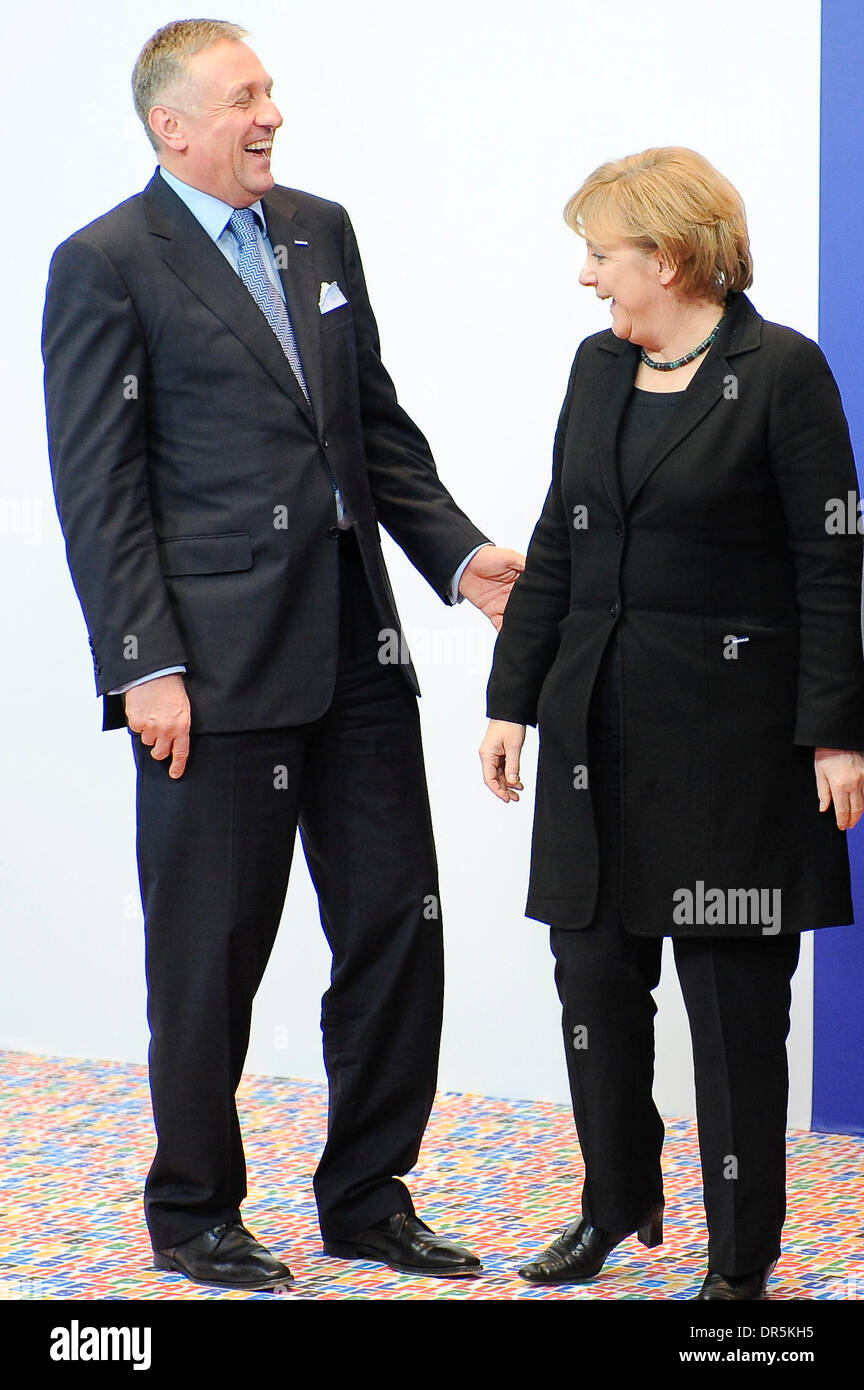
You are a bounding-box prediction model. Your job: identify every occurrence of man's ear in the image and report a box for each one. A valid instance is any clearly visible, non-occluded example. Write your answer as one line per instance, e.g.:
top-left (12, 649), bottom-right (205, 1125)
top-left (149, 105), bottom-right (188, 153)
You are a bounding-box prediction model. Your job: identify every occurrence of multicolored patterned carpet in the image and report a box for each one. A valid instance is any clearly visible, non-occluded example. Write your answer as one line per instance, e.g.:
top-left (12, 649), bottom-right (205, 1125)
top-left (1, 1050), bottom-right (862, 1301)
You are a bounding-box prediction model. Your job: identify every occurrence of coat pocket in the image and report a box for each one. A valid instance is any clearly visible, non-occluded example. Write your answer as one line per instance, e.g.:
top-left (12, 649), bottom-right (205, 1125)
top-left (320, 302), bottom-right (353, 334)
top-left (157, 532), bottom-right (253, 577)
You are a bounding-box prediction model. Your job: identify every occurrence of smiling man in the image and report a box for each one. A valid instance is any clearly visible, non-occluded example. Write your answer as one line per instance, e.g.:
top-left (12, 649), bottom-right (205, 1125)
top-left (42, 18), bottom-right (523, 1291)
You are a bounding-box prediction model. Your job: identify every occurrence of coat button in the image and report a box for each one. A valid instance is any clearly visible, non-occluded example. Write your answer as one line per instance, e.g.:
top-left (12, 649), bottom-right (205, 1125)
top-left (321, 437), bottom-right (329, 448)
top-left (609, 600), bottom-right (620, 617)
top-left (615, 521), bottom-right (624, 537)
top-left (328, 525), bottom-right (340, 538)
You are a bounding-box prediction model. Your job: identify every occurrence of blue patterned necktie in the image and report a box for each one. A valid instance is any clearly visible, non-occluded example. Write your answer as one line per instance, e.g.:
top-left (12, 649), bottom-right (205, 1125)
top-left (228, 208), bottom-right (310, 405)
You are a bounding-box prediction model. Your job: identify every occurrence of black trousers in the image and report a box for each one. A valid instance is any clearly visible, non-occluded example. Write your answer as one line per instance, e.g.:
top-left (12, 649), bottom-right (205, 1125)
top-left (132, 530), bottom-right (444, 1251)
top-left (550, 639), bottom-right (801, 1276)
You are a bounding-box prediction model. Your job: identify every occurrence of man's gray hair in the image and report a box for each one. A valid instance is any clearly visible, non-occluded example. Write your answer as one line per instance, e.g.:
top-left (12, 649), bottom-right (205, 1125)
top-left (132, 18), bottom-right (248, 152)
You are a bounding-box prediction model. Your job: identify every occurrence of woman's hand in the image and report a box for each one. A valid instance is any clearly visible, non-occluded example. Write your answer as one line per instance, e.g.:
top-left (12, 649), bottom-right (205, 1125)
top-left (814, 748), bottom-right (864, 830)
top-left (480, 720), bottom-right (526, 801)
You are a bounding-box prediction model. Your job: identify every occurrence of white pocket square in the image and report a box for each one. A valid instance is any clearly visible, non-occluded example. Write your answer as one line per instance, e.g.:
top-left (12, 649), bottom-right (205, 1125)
top-left (319, 280), bottom-right (348, 313)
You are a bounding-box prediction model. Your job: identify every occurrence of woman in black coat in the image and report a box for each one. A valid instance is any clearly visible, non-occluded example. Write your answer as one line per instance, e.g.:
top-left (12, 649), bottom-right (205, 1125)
top-left (480, 147), bottom-right (864, 1300)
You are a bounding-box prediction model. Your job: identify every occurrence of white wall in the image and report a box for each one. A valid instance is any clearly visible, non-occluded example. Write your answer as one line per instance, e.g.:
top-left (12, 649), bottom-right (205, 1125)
top-left (1, 0), bottom-right (820, 1128)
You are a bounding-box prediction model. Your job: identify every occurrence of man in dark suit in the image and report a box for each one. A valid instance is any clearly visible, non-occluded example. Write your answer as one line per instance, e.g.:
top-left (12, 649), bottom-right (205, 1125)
top-left (42, 18), bottom-right (523, 1291)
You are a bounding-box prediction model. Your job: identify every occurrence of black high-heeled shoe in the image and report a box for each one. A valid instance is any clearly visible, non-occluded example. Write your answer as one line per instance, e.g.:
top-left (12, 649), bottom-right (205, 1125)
top-left (517, 1208), bottom-right (664, 1284)
top-left (693, 1260), bottom-right (777, 1300)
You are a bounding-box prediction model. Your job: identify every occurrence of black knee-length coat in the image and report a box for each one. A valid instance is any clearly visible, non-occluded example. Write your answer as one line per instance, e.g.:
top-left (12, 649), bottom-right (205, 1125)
top-left (486, 291), bottom-right (864, 935)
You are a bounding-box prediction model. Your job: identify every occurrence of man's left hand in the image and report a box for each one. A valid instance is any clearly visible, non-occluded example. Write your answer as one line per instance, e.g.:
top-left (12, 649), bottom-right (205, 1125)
top-left (458, 547), bottom-right (525, 629)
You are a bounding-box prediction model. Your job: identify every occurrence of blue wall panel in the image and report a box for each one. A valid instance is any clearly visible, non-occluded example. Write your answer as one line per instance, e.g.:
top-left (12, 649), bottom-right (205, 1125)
top-left (813, 0), bottom-right (864, 1135)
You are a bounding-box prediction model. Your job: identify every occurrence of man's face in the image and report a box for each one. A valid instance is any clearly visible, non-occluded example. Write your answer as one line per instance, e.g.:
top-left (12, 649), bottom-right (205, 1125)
top-left (155, 40), bottom-right (283, 206)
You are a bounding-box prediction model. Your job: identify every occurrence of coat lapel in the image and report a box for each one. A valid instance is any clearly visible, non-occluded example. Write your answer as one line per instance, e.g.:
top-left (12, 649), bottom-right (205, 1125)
top-left (592, 293), bottom-right (763, 514)
top-left (142, 173), bottom-right (316, 428)
top-left (261, 194), bottom-right (325, 427)
top-left (592, 339), bottom-right (638, 517)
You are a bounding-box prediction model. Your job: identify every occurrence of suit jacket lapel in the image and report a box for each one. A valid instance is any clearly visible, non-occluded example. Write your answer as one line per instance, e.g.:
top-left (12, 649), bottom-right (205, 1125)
top-left (592, 339), bottom-right (638, 517)
top-left (142, 173), bottom-right (316, 427)
top-left (592, 293), bottom-right (763, 514)
top-left (261, 195), bottom-right (325, 427)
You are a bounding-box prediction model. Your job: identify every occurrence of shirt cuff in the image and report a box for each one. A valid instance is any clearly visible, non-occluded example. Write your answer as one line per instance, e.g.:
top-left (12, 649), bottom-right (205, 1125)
top-left (448, 543), bottom-right (493, 605)
top-left (109, 666), bottom-right (187, 696)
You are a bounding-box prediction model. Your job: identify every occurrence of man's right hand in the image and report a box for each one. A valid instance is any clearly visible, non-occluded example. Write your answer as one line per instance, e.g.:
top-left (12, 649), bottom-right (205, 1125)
top-left (124, 673), bottom-right (191, 779)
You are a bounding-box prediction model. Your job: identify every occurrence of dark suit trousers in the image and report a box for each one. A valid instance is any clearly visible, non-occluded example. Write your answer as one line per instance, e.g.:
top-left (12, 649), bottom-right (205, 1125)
top-left (132, 530), bottom-right (444, 1251)
top-left (550, 638), bottom-right (801, 1276)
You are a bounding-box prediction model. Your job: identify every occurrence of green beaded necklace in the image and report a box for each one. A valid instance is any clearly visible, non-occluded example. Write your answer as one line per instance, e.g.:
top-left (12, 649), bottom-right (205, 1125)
top-left (640, 311), bottom-right (725, 371)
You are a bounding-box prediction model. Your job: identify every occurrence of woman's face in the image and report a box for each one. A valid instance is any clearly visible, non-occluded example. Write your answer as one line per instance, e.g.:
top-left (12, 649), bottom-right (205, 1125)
top-left (578, 236), bottom-right (668, 346)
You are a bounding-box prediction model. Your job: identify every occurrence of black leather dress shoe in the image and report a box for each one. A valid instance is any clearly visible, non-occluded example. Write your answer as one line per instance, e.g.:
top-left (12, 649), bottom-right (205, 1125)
top-left (518, 1209), bottom-right (664, 1284)
top-left (153, 1221), bottom-right (294, 1291)
top-left (323, 1213), bottom-right (483, 1276)
top-left (693, 1260), bottom-right (777, 1300)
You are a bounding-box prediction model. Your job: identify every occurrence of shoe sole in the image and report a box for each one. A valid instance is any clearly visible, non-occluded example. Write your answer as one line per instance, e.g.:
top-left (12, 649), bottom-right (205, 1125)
top-left (323, 1242), bottom-right (483, 1277)
top-left (517, 1266), bottom-right (603, 1284)
top-left (152, 1253), bottom-right (294, 1292)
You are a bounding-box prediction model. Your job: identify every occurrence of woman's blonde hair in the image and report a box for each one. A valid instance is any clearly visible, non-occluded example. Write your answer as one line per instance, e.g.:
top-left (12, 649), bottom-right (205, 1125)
top-left (564, 147), bottom-right (753, 303)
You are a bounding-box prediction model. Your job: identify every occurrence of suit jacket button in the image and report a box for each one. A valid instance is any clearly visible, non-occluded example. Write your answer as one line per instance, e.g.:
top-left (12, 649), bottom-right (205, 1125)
top-left (609, 600), bottom-right (620, 617)
top-left (328, 525), bottom-right (340, 538)
top-left (615, 521), bottom-right (624, 537)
